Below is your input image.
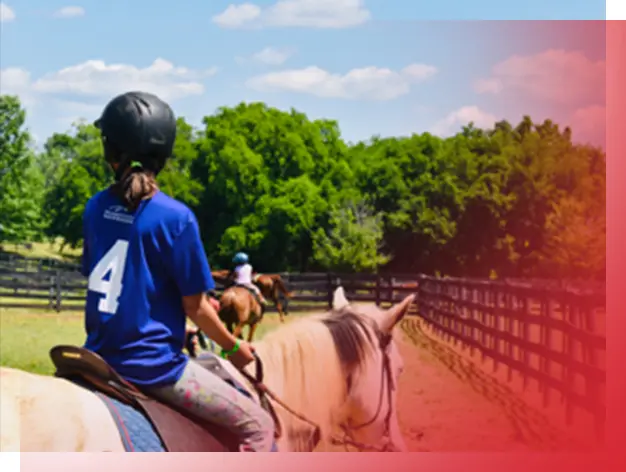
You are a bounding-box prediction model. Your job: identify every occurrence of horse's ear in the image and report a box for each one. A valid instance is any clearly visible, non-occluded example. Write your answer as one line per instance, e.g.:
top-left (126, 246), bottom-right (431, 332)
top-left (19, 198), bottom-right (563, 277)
top-left (332, 286), bottom-right (350, 310)
top-left (380, 294), bottom-right (416, 334)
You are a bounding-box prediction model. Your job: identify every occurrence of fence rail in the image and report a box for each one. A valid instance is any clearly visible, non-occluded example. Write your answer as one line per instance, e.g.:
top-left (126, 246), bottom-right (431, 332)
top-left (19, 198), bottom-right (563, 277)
top-left (416, 274), bottom-right (606, 442)
top-left (0, 266), bottom-right (419, 312)
top-left (0, 254), bottom-right (606, 441)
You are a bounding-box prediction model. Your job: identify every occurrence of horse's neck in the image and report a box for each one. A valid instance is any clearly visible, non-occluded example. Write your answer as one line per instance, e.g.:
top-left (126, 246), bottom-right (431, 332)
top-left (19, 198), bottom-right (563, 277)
top-left (241, 330), bottom-right (351, 450)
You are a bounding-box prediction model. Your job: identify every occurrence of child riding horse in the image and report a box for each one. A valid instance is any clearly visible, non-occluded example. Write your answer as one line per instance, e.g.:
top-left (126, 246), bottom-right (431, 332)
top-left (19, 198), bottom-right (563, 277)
top-left (228, 252), bottom-right (268, 309)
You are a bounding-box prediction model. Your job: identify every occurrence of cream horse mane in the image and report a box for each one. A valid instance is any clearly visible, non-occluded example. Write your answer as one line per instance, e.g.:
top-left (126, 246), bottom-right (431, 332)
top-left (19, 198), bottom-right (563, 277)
top-left (244, 307), bottom-right (382, 450)
top-left (0, 287), bottom-right (413, 452)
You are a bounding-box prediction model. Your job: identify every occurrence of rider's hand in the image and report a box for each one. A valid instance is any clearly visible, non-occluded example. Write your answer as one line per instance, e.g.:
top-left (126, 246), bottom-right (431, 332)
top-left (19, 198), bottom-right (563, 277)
top-left (227, 340), bottom-right (256, 369)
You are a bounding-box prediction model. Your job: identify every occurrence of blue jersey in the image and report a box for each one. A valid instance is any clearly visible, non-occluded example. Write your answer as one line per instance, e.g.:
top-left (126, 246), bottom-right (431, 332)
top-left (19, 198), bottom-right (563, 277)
top-left (80, 189), bottom-right (215, 387)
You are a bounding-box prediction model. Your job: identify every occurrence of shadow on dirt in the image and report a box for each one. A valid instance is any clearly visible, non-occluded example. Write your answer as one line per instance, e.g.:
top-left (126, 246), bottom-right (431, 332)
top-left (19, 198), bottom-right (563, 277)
top-left (401, 318), bottom-right (591, 451)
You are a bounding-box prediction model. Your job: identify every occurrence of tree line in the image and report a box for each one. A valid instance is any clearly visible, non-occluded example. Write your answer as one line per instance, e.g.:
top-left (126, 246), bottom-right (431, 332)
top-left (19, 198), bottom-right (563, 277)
top-left (0, 94), bottom-right (606, 280)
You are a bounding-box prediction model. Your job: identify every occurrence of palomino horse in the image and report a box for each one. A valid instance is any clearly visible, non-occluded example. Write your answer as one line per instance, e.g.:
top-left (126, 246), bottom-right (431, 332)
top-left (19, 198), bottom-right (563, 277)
top-left (0, 287), bottom-right (413, 452)
top-left (219, 285), bottom-right (265, 342)
top-left (252, 273), bottom-right (293, 323)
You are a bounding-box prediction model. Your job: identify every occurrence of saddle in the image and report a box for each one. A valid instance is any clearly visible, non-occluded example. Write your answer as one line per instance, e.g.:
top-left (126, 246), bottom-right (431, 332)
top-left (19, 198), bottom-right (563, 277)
top-left (49, 345), bottom-right (280, 452)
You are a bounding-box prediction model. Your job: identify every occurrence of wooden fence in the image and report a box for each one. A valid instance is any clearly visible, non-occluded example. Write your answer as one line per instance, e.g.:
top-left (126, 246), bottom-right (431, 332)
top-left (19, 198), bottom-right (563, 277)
top-left (416, 274), bottom-right (606, 441)
top-left (0, 254), bottom-right (606, 439)
top-left (0, 255), bottom-right (418, 312)
top-left (0, 254), bottom-right (86, 311)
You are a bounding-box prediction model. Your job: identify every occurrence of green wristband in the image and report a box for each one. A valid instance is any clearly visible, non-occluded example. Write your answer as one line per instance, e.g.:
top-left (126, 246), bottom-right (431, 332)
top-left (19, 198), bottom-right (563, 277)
top-left (220, 340), bottom-right (240, 359)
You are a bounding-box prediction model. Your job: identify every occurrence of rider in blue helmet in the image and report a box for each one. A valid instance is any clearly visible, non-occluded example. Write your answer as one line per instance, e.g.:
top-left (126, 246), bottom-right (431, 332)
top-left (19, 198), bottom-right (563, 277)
top-left (230, 252), bottom-right (268, 307)
top-left (233, 252), bottom-right (249, 265)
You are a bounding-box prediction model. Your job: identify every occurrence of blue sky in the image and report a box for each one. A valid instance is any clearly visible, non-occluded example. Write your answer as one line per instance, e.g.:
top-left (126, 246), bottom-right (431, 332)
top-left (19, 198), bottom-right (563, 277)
top-left (0, 1), bottom-right (606, 148)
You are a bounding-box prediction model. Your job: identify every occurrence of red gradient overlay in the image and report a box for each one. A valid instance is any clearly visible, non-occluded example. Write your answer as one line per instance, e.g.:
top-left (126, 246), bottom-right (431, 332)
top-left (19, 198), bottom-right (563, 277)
top-left (17, 453), bottom-right (610, 471)
top-left (605, 19), bottom-right (625, 469)
top-left (16, 18), bottom-right (621, 472)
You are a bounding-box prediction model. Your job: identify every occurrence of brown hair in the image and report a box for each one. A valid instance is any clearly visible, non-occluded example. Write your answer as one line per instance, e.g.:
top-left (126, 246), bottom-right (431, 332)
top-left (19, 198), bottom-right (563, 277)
top-left (111, 166), bottom-right (158, 212)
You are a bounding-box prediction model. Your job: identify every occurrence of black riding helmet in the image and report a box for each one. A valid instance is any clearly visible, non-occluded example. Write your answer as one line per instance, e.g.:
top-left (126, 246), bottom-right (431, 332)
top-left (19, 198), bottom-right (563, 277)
top-left (94, 91), bottom-right (177, 180)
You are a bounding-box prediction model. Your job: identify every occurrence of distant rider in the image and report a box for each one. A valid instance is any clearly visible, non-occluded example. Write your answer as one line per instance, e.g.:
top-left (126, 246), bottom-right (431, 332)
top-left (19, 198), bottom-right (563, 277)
top-left (229, 252), bottom-right (268, 308)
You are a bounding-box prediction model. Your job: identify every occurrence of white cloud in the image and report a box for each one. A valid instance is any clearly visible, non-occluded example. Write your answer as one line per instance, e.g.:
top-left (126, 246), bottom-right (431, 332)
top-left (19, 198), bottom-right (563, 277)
top-left (212, 0), bottom-right (371, 29)
top-left (246, 63), bottom-right (437, 100)
top-left (474, 49), bottom-right (605, 105)
top-left (568, 105), bottom-right (605, 147)
top-left (237, 47), bottom-right (296, 66)
top-left (400, 64), bottom-right (440, 81)
top-left (473, 78), bottom-right (502, 94)
top-left (51, 100), bottom-right (102, 130)
top-left (53, 6), bottom-right (86, 18)
top-left (429, 106), bottom-right (498, 136)
top-left (214, 4), bottom-right (261, 27)
top-left (0, 67), bottom-right (31, 95)
top-left (0, 67), bottom-right (37, 110)
top-left (1, 58), bottom-right (216, 129)
top-left (29, 58), bottom-right (217, 101)
top-left (0, 68), bottom-right (38, 123)
top-left (252, 47), bottom-right (295, 65)
top-left (0, 2), bottom-right (15, 22)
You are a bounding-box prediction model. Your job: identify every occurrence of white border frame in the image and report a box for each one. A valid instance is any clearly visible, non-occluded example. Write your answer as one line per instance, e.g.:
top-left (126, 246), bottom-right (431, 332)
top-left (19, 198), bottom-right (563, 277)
top-left (607, 0), bottom-right (625, 20)
top-left (0, 453), bottom-right (19, 472)
top-left (0, 4), bottom-right (613, 470)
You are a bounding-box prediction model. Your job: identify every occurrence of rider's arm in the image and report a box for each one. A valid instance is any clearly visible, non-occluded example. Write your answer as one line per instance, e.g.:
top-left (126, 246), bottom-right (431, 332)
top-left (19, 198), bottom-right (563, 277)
top-left (182, 294), bottom-right (237, 351)
top-left (169, 214), bottom-right (237, 351)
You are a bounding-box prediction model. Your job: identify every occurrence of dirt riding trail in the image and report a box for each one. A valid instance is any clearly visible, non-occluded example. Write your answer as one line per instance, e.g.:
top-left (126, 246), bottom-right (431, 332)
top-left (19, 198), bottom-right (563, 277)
top-left (395, 318), bottom-right (585, 452)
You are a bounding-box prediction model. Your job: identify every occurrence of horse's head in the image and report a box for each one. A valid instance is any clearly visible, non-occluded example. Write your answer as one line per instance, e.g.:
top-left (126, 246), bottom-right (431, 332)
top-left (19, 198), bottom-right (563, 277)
top-left (247, 286), bottom-right (412, 452)
top-left (327, 286), bottom-right (413, 452)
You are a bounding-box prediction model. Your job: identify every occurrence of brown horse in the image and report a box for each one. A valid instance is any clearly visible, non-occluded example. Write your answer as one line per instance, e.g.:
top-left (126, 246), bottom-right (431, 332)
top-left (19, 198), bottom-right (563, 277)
top-left (252, 273), bottom-right (293, 323)
top-left (218, 286), bottom-right (265, 342)
top-left (211, 270), bottom-right (293, 323)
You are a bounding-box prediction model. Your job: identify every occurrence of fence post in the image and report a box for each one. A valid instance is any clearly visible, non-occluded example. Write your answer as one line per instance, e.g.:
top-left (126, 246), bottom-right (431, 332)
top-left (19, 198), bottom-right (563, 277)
top-left (49, 273), bottom-right (55, 310)
top-left (55, 270), bottom-right (62, 312)
top-left (326, 272), bottom-right (333, 309)
top-left (375, 272), bottom-right (381, 306)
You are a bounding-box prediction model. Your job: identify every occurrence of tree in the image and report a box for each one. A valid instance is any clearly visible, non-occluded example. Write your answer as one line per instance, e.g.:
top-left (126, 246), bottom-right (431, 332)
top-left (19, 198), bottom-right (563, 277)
top-left (312, 201), bottom-right (389, 273)
top-left (1, 98), bottom-right (604, 280)
top-left (540, 195), bottom-right (605, 280)
top-left (0, 95), bottom-right (44, 246)
top-left (190, 103), bottom-right (356, 270)
top-left (41, 123), bottom-right (111, 248)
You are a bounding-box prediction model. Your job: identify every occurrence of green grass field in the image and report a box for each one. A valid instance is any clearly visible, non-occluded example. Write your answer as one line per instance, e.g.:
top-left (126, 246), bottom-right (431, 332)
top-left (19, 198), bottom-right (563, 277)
top-left (0, 239), bottom-right (81, 262)
top-left (0, 308), bottom-right (85, 374)
top-left (0, 307), bottom-right (305, 376)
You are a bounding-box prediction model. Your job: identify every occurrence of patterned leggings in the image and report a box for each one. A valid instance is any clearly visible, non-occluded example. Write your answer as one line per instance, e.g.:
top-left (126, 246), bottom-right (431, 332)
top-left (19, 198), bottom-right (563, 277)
top-left (146, 359), bottom-right (275, 451)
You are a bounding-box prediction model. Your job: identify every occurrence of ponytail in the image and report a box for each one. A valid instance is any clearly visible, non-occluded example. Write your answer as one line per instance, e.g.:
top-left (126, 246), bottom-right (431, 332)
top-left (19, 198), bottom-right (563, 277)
top-left (110, 160), bottom-right (158, 211)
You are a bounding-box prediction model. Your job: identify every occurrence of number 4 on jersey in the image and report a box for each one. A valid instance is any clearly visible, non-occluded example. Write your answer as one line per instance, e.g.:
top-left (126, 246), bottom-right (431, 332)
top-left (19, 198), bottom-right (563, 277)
top-left (88, 239), bottom-right (129, 314)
